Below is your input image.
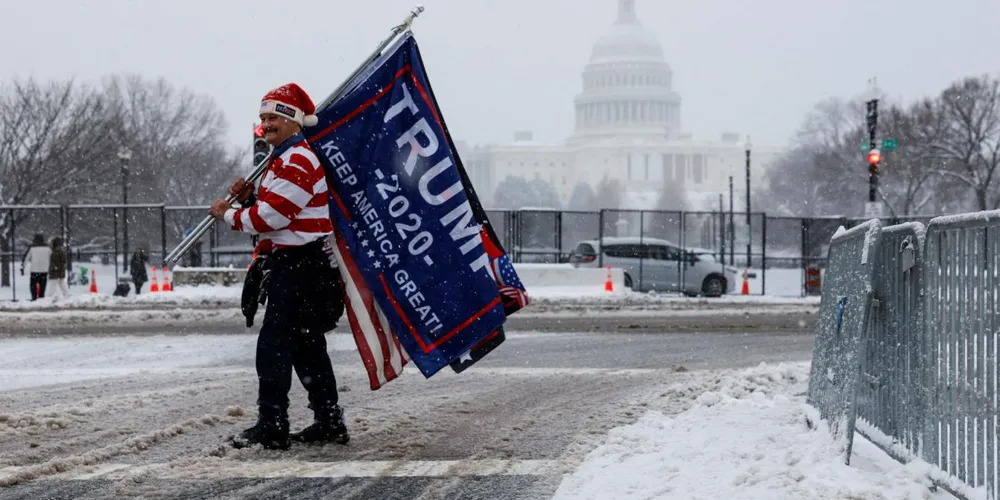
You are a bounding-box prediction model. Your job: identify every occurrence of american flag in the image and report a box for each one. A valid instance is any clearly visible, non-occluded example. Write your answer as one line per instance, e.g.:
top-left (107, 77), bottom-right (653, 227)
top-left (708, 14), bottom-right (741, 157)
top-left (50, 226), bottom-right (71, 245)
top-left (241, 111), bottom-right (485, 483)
top-left (491, 254), bottom-right (529, 309)
top-left (327, 231), bottom-right (408, 390)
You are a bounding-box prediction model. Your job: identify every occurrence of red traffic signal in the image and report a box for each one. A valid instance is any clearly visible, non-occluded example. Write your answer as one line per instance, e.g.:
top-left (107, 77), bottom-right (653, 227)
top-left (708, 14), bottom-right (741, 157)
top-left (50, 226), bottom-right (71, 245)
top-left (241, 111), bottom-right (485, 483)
top-left (867, 148), bottom-right (881, 165)
top-left (254, 124), bottom-right (265, 138)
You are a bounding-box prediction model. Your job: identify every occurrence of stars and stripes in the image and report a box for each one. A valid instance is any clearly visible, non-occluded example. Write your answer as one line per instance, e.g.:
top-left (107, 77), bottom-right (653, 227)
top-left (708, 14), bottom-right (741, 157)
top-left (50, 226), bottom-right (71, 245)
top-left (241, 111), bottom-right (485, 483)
top-left (491, 254), bottom-right (529, 309)
top-left (329, 229), bottom-right (408, 390)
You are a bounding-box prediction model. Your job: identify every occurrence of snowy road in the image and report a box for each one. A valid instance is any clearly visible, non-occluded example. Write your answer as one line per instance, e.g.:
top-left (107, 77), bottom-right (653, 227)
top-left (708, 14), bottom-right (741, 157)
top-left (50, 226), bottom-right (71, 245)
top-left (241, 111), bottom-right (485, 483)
top-left (0, 327), bottom-right (814, 499)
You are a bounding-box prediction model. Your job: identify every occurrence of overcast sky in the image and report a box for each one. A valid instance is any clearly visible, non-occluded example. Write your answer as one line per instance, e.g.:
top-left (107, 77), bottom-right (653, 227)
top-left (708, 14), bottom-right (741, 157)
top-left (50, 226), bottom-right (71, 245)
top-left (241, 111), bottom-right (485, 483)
top-left (5, 0), bottom-right (999, 152)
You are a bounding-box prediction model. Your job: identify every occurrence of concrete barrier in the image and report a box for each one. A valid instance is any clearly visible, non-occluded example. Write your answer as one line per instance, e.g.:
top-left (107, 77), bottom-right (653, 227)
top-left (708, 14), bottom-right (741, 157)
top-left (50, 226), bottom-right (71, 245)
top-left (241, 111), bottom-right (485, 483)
top-left (171, 263), bottom-right (625, 292)
top-left (513, 263), bottom-right (625, 291)
top-left (172, 266), bottom-right (247, 287)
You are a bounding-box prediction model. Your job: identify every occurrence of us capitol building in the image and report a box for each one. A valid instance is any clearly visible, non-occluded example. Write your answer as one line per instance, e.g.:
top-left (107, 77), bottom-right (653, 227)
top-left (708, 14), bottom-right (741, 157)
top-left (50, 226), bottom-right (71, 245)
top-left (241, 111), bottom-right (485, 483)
top-left (456, 0), bottom-right (784, 210)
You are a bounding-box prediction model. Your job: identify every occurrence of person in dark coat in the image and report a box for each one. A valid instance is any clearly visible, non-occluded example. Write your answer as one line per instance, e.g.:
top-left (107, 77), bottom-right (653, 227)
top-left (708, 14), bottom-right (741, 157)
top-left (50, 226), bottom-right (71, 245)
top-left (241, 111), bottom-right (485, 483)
top-left (48, 236), bottom-right (69, 297)
top-left (129, 249), bottom-right (149, 294)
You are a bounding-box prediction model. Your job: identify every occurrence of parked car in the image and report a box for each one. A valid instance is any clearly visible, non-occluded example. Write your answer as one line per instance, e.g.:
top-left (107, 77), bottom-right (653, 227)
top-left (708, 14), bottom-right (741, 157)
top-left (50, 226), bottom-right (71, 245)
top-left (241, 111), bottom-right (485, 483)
top-left (568, 237), bottom-right (738, 297)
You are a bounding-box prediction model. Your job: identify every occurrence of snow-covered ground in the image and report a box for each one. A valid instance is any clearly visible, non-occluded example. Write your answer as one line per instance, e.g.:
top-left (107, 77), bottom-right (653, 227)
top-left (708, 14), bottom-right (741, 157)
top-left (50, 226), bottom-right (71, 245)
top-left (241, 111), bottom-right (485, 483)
top-left (0, 334), bottom-right (970, 498)
top-left (553, 362), bottom-right (968, 500)
top-left (0, 333), bottom-right (358, 392)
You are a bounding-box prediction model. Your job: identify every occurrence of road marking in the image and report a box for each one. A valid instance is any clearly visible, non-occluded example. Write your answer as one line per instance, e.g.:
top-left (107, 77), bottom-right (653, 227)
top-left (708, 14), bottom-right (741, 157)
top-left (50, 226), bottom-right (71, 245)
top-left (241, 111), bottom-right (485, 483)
top-left (1, 459), bottom-right (570, 481)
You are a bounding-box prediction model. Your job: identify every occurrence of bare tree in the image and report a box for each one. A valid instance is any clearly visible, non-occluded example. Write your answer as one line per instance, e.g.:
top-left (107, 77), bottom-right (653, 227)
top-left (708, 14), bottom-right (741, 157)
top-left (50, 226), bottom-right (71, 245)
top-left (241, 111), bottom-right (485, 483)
top-left (98, 75), bottom-right (244, 251)
top-left (567, 182), bottom-right (597, 211)
top-left (875, 101), bottom-right (942, 216)
top-left (0, 78), bottom-right (119, 285)
top-left (929, 75), bottom-right (1000, 210)
top-left (595, 175), bottom-right (624, 209)
top-left (758, 98), bottom-right (870, 217)
top-left (103, 74), bottom-right (242, 205)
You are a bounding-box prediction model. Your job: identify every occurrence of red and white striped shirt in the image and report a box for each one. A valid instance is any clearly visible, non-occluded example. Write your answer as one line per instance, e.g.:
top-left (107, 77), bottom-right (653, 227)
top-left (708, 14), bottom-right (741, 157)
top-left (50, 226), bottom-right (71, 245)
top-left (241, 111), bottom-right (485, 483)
top-left (224, 136), bottom-right (333, 253)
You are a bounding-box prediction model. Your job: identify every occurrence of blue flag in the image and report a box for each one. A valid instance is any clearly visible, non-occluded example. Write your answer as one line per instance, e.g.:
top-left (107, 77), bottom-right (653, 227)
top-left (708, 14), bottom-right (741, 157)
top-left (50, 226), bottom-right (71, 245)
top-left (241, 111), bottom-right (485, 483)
top-left (306, 33), bottom-right (522, 380)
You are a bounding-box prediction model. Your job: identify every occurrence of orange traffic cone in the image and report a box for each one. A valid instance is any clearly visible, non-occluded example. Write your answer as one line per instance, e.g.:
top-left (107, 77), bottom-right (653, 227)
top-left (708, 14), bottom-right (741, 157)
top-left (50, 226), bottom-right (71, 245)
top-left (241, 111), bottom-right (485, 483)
top-left (89, 269), bottom-right (98, 294)
top-left (150, 266), bottom-right (160, 292)
top-left (604, 265), bottom-right (614, 292)
top-left (741, 269), bottom-right (750, 295)
top-left (161, 267), bottom-right (172, 292)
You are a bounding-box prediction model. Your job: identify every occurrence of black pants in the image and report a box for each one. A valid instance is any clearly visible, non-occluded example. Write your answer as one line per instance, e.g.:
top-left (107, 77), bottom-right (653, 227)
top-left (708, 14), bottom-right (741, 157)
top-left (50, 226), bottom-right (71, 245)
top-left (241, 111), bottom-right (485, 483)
top-left (256, 240), bottom-right (342, 423)
top-left (29, 273), bottom-right (47, 300)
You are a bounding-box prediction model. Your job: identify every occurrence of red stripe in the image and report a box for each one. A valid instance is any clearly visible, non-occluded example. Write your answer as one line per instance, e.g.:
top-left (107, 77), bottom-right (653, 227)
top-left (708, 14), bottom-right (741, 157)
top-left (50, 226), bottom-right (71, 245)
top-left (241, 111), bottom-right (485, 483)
top-left (232, 208), bottom-right (244, 232)
top-left (329, 190), bottom-right (352, 222)
top-left (307, 66), bottom-right (412, 143)
top-left (430, 297), bottom-right (503, 352)
top-left (377, 274), bottom-right (502, 354)
top-left (335, 228), bottom-right (399, 385)
top-left (307, 195), bottom-right (329, 208)
top-left (410, 73), bottom-right (443, 132)
top-left (342, 292), bottom-right (383, 390)
top-left (288, 217), bottom-right (333, 233)
top-left (287, 152), bottom-right (318, 172)
top-left (275, 161), bottom-right (318, 192)
top-left (247, 206), bottom-right (275, 233)
top-left (260, 192), bottom-right (302, 221)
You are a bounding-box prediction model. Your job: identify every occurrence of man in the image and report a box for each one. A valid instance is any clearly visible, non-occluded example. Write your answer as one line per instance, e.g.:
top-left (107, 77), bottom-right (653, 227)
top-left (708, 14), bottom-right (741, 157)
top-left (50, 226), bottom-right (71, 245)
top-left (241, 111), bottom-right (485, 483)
top-left (21, 233), bottom-right (52, 300)
top-left (209, 82), bottom-right (349, 450)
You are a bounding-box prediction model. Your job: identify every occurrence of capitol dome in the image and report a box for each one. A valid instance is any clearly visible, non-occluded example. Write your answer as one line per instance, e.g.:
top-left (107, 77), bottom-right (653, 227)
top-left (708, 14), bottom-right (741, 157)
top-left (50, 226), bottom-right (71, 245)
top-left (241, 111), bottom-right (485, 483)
top-left (569, 0), bottom-right (682, 144)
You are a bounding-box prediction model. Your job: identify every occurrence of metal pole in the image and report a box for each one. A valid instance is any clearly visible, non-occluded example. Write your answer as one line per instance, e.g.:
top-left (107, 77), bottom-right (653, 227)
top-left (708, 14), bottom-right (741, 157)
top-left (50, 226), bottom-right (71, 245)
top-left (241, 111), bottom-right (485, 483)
top-left (745, 143), bottom-right (752, 269)
top-left (761, 215), bottom-right (767, 296)
top-left (718, 194), bottom-right (725, 263)
top-left (160, 205), bottom-right (167, 266)
top-left (867, 98), bottom-right (879, 204)
top-left (638, 211), bottom-right (644, 290)
top-left (10, 209), bottom-right (16, 302)
top-left (163, 5), bottom-right (426, 266)
top-left (729, 175), bottom-right (734, 266)
top-left (113, 209), bottom-right (119, 283)
top-left (122, 160), bottom-right (129, 273)
top-left (598, 209), bottom-right (605, 268)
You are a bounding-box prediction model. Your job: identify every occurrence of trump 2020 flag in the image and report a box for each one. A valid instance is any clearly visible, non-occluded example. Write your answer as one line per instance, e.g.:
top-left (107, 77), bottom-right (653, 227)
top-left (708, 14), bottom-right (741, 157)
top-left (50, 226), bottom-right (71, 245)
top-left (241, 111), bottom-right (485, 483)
top-left (306, 32), bottom-right (528, 388)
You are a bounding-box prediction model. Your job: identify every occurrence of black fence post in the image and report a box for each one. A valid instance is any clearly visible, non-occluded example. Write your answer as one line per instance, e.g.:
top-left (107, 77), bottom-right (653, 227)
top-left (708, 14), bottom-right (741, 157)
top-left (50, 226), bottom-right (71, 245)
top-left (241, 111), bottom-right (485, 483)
top-left (555, 211), bottom-right (563, 263)
top-left (112, 208), bottom-right (119, 282)
top-left (160, 205), bottom-right (167, 266)
top-left (761, 214), bottom-right (767, 296)
top-left (10, 208), bottom-right (16, 302)
top-left (598, 209), bottom-right (605, 269)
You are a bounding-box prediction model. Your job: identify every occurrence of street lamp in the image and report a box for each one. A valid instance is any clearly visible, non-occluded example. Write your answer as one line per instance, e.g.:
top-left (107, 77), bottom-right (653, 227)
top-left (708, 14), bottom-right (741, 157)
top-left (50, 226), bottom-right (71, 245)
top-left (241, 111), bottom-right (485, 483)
top-left (744, 135), bottom-right (752, 269)
top-left (117, 146), bottom-right (132, 273)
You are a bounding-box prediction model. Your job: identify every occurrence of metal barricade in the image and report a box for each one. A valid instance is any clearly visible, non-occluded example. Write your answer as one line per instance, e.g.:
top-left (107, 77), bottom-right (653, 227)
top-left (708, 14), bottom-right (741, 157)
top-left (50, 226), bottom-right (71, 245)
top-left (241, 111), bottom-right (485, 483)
top-left (807, 219), bottom-right (883, 462)
top-left (855, 222), bottom-right (928, 467)
top-left (924, 212), bottom-right (998, 498)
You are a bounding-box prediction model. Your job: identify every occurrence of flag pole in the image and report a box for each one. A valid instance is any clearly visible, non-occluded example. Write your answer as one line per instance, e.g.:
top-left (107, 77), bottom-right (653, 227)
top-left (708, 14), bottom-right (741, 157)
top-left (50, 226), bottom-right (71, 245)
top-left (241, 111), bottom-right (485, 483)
top-left (165, 5), bottom-right (426, 266)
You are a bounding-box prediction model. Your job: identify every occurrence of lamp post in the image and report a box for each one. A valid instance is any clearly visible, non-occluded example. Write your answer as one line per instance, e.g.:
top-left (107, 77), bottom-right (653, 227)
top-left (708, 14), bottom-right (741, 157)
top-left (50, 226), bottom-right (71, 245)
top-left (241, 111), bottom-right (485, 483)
top-left (118, 146), bottom-right (132, 273)
top-left (744, 136), bottom-right (752, 269)
top-left (728, 174), bottom-right (734, 266)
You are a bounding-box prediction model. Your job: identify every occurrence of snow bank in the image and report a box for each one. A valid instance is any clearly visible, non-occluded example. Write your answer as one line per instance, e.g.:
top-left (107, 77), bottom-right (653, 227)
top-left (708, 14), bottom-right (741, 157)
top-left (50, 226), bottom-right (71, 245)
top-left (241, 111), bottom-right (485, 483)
top-left (553, 362), bottom-right (958, 500)
top-left (0, 285), bottom-right (241, 311)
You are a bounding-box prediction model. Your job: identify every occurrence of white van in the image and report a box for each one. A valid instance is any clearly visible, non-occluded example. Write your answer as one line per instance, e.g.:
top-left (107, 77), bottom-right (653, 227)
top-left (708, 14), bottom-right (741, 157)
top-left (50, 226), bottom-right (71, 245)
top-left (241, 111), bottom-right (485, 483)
top-left (569, 237), bottom-right (738, 297)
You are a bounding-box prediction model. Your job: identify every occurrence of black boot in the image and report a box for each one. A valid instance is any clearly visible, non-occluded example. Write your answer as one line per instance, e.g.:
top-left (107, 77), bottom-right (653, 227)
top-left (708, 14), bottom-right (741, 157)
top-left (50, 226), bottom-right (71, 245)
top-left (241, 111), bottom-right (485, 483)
top-left (290, 405), bottom-right (350, 445)
top-left (229, 414), bottom-right (290, 450)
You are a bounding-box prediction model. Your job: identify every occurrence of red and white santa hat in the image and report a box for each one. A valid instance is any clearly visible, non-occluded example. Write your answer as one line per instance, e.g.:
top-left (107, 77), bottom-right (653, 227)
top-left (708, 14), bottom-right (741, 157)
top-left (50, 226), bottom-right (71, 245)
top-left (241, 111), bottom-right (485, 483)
top-left (259, 83), bottom-right (318, 127)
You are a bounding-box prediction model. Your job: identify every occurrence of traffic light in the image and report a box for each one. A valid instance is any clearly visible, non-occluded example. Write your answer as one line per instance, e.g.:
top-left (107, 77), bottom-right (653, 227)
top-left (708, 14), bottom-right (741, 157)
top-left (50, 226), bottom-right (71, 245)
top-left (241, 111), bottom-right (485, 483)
top-left (867, 148), bottom-right (881, 170)
top-left (253, 124), bottom-right (270, 165)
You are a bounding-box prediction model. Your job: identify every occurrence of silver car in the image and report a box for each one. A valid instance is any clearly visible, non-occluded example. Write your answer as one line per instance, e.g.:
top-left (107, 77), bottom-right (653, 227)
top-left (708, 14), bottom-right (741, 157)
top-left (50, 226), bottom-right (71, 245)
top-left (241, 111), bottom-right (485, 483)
top-left (568, 237), bottom-right (738, 297)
